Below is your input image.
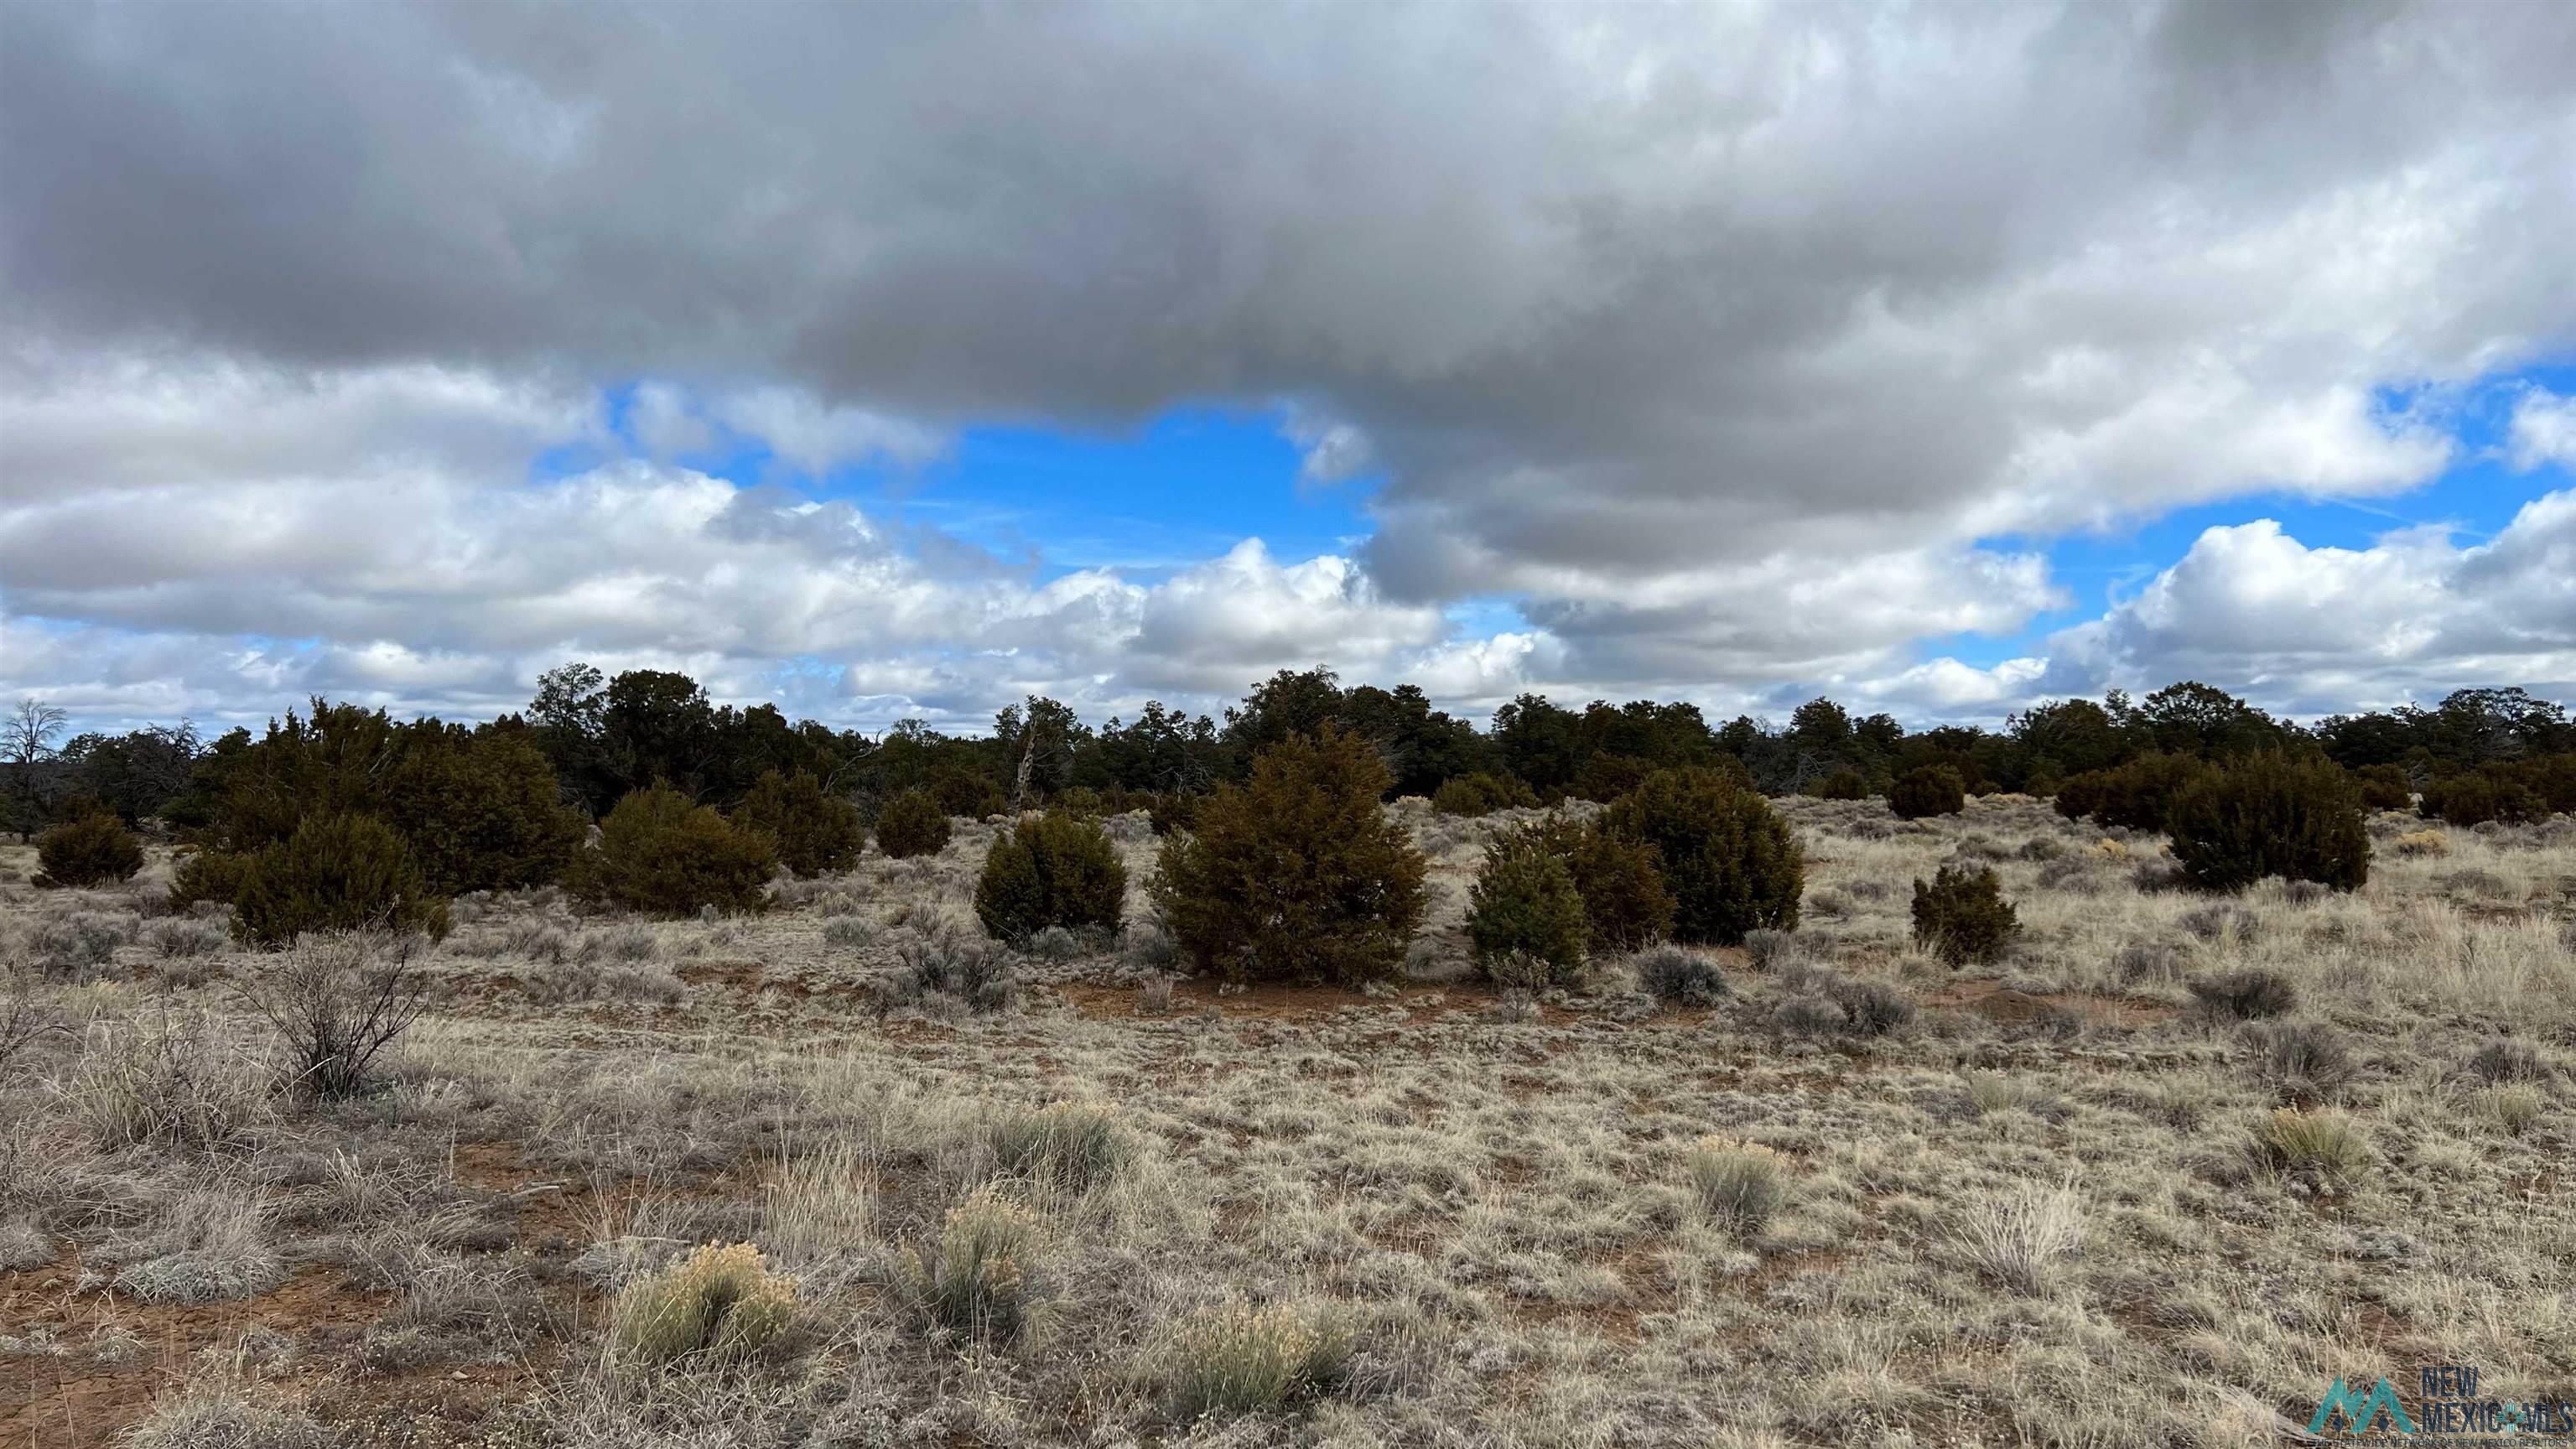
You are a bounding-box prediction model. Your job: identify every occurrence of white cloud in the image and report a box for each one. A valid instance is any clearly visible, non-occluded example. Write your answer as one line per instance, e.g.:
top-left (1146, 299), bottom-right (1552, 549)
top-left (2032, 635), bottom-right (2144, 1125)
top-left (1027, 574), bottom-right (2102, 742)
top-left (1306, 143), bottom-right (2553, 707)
top-left (2510, 387), bottom-right (2576, 473)
top-left (2040, 494), bottom-right (2576, 713)
top-left (709, 387), bottom-right (946, 475)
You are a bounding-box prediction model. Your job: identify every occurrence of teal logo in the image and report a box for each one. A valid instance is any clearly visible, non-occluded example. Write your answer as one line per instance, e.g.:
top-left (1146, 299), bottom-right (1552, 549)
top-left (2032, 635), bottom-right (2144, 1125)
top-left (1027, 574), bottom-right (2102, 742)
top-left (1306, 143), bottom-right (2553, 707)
top-left (2305, 1366), bottom-right (2576, 1441)
top-left (2309, 1377), bottom-right (2416, 1436)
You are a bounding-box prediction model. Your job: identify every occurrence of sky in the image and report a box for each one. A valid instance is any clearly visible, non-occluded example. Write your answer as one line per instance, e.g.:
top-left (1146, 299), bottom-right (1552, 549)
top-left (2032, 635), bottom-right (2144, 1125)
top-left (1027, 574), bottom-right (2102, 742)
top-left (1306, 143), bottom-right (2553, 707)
top-left (3, 0), bottom-right (2573, 737)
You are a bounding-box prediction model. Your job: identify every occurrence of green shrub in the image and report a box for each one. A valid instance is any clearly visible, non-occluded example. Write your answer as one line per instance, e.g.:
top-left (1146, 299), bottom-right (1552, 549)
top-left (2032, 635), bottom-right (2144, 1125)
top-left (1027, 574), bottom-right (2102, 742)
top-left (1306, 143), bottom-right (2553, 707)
top-left (190, 705), bottom-right (581, 897)
top-left (2350, 764), bottom-right (2412, 812)
top-left (233, 813), bottom-right (451, 947)
top-left (928, 767), bottom-right (1006, 821)
top-left (1431, 778), bottom-right (1486, 817)
top-left (571, 784), bottom-right (775, 917)
top-left (1559, 824), bottom-right (1675, 951)
top-left (1145, 790), bottom-right (1201, 837)
top-left (2054, 752), bottom-right (2211, 832)
top-left (1811, 769), bottom-right (1870, 802)
top-left (1888, 765), bottom-right (1966, 820)
top-left (1599, 767), bottom-right (1802, 945)
top-left (1150, 1298), bottom-right (1354, 1421)
top-left (1432, 771), bottom-right (1537, 818)
top-left (1047, 786), bottom-right (1106, 818)
top-left (2419, 766), bottom-right (2548, 827)
top-left (377, 728), bottom-right (584, 896)
top-left (2167, 753), bottom-right (2368, 892)
top-left (1466, 823), bottom-right (1587, 987)
top-left (166, 849), bottom-right (252, 914)
top-left (872, 788), bottom-right (953, 859)
top-left (974, 811), bottom-right (1126, 944)
top-left (1909, 865), bottom-right (2019, 966)
top-left (35, 812), bottom-right (145, 888)
top-left (1572, 751), bottom-right (1661, 803)
top-left (734, 770), bottom-right (863, 878)
top-left (2527, 753), bottom-right (2576, 814)
top-left (610, 1242), bottom-right (798, 1363)
top-left (1151, 726), bottom-right (1427, 986)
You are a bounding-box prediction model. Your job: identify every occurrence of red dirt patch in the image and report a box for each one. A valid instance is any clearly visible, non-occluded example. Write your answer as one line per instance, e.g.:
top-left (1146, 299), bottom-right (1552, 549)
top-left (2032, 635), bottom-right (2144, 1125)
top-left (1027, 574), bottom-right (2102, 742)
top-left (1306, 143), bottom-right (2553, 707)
top-left (1922, 977), bottom-right (2176, 1029)
top-left (1, 1262), bottom-right (384, 1449)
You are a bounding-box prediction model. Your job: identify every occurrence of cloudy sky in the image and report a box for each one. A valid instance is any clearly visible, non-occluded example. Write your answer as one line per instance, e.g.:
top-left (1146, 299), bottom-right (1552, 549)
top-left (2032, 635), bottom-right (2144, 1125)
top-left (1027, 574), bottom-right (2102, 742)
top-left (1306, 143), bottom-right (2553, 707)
top-left (4, 0), bottom-right (2573, 735)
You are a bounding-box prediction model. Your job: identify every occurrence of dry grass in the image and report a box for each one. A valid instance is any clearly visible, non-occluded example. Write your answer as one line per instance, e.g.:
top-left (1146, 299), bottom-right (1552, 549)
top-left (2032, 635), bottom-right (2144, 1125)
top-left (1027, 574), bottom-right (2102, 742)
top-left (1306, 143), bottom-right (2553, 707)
top-left (0, 799), bottom-right (2569, 1448)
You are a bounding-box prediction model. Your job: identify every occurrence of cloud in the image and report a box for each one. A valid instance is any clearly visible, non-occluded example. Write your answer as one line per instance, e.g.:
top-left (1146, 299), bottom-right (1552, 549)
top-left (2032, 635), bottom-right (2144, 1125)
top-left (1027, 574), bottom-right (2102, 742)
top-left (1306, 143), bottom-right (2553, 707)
top-left (2510, 387), bottom-right (2576, 473)
top-left (3, 1), bottom-right (2573, 728)
top-left (2041, 492), bottom-right (2576, 713)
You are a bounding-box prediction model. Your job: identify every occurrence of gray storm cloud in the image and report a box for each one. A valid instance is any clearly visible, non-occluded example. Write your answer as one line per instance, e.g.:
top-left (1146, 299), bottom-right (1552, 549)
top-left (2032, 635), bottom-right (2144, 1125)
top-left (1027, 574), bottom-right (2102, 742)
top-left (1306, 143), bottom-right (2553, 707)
top-left (3, 0), bottom-right (2573, 726)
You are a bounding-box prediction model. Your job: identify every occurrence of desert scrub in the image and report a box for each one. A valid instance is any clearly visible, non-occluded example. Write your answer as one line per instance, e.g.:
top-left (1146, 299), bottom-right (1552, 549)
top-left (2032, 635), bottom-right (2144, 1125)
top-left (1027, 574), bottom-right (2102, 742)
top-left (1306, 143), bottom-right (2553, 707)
top-left (34, 809), bottom-right (145, 887)
top-left (143, 917), bottom-right (229, 961)
top-left (1909, 865), bottom-right (2020, 966)
top-left (20, 908), bottom-right (134, 978)
top-left (1599, 766), bottom-right (1802, 945)
top-left (1888, 765), bottom-right (1966, 820)
top-left (232, 812), bottom-right (451, 946)
top-left (1466, 822), bottom-right (1588, 987)
top-left (2240, 1019), bottom-right (2356, 1103)
top-left (610, 1241), bottom-right (798, 1364)
top-left (1771, 965), bottom-right (1914, 1038)
top-left (571, 783), bottom-right (776, 917)
top-left (988, 1101), bottom-right (1134, 1195)
top-left (115, 1371), bottom-right (333, 1449)
top-left (821, 916), bottom-right (881, 949)
top-left (735, 768), bottom-right (864, 877)
top-left (2187, 967), bottom-right (2297, 1021)
top-left (1685, 1138), bottom-right (1787, 1233)
top-left (1948, 1176), bottom-right (2085, 1294)
top-left (1630, 944), bottom-right (1727, 1007)
top-left (1152, 726), bottom-right (1426, 986)
top-left (232, 930), bottom-right (425, 1100)
top-left (2475, 1085), bottom-right (2547, 1136)
top-left (2167, 752), bottom-right (2369, 892)
top-left (2251, 1108), bottom-right (2371, 1192)
top-left (1150, 1298), bottom-right (1355, 1421)
top-left (886, 928), bottom-right (1017, 1015)
top-left (65, 1009), bottom-right (265, 1152)
top-left (1964, 1071), bottom-right (2059, 1117)
top-left (872, 788), bottom-right (953, 860)
top-left (900, 1187), bottom-right (1046, 1342)
top-left (974, 809), bottom-right (1126, 945)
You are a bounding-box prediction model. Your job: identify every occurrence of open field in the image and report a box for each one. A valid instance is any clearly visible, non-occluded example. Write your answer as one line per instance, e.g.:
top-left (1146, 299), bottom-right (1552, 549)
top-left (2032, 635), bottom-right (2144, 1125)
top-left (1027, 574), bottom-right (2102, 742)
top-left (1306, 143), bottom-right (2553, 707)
top-left (3, 797), bottom-right (2572, 1448)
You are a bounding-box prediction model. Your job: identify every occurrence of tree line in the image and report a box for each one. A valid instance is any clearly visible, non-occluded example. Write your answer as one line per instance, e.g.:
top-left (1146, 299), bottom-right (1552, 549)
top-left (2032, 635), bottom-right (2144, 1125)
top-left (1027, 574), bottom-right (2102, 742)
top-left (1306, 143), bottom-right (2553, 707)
top-left (8, 668), bottom-right (2572, 837)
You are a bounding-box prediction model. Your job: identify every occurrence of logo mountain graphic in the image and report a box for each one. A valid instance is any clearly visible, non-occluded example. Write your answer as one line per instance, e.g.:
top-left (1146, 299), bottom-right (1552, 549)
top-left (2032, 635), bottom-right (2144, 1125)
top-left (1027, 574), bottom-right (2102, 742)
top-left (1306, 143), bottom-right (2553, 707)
top-left (2309, 1377), bottom-right (2418, 1436)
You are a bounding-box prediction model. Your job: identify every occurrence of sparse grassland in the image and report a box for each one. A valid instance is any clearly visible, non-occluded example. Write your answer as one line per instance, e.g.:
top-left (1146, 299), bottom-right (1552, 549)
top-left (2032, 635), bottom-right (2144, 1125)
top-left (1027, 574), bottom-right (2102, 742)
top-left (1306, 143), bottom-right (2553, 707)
top-left (2, 795), bottom-right (2571, 1446)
